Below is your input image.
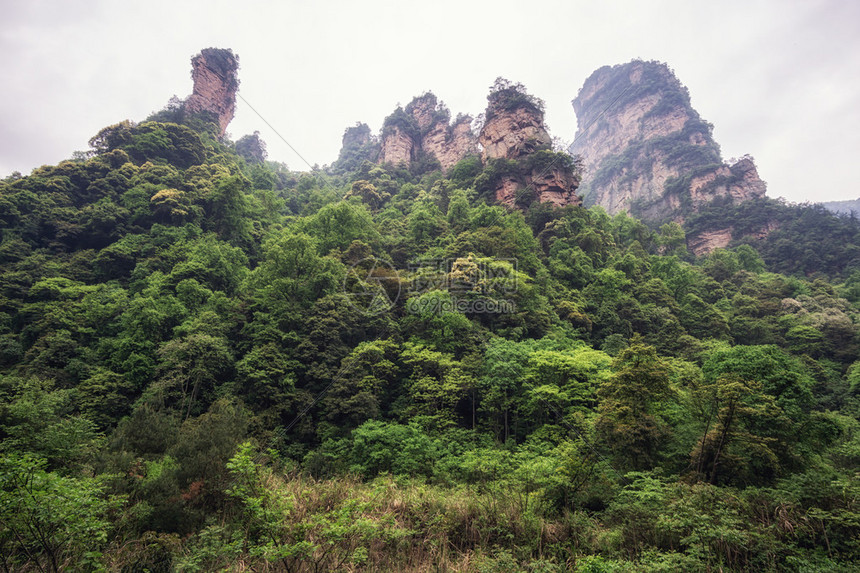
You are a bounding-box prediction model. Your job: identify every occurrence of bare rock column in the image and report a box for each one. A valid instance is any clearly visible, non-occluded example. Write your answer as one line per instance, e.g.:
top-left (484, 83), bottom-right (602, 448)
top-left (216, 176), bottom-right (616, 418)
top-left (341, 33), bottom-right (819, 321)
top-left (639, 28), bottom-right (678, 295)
top-left (184, 48), bottom-right (239, 137)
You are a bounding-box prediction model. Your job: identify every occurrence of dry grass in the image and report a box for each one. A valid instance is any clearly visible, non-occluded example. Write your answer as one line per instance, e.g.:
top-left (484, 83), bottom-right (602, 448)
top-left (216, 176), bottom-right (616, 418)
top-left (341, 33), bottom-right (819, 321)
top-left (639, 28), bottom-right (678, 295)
top-left (184, 470), bottom-right (580, 572)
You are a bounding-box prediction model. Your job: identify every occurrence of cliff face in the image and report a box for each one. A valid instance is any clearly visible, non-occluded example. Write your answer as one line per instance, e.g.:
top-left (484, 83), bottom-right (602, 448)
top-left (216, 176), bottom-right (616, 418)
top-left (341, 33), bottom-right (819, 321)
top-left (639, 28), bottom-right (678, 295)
top-left (571, 61), bottom-right (767, 233)
top-left (687, 228), bottom-right (735, 256)
top-left (479, 106), bottom-right (552, 161)
top-left (377, 93), bottom-right (477, 172)
top-left (346, 85), bottom-right (579, 209)
top-left (184, 48), bottom-right (239, 137)
top-left (423, 115), bottom-right (478, 171)
top-left (529, 165), bottom-right (580, 207)
top-left (480, 83), bottom-right (580, 209)
top-left (688, 157), bottom-right (767, 205)
top-left (685, 216), bottom-right (780, 257)
top-left (378, 124), bottom-right (414, 165)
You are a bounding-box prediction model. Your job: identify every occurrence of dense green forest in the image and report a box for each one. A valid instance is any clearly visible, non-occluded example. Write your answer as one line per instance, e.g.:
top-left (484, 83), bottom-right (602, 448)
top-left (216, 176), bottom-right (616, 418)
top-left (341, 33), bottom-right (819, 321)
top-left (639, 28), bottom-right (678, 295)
top-left (686, 196), bottom-right (860, 278)
top-left (1, 82), bottom-right (859, 572)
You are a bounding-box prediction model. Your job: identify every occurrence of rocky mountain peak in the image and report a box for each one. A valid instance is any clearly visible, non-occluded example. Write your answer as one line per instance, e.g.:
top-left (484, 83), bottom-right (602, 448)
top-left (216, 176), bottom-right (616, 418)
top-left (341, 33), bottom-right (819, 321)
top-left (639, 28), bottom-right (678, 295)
top-left (405, 93), bottom-right (443, 132)
top-left (478, 80), bottom-right (580, 209)
top-left (338, 81), bottom-right (580, 209)
top-left (342, 122), bottom-right (372, 149)
top-left (479, 79), bottom-right (552, 161)
top-left (571, 60), bottom-right (767, 239)
top-left (377, 93), bottom-right (477, 172)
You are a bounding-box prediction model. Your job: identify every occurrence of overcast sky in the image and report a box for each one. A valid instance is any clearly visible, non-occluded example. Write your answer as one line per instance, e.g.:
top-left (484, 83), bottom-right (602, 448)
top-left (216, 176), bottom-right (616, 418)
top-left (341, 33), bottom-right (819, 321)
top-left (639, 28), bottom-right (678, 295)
top-left (2, 0), bottom-right (858, 203)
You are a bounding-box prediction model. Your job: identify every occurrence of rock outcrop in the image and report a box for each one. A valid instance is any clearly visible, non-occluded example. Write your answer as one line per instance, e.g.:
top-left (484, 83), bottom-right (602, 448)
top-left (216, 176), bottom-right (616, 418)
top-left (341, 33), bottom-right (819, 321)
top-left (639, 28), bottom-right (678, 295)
top-left (491, 165), bottom-right (581, 209)
top-left (493, 166), bottom-right (581, 208)
top-left (685, 217), bottom-right (779, 256)
top-left (331, 123), bottom-right (380, 172)
top-left (341, 123), bottom-right (372, 150)
top-left (687, 228), bottom-right (734, 256)
top-left (422, 115), bottom-right (478, 171)
top-left (377, 93), bottom-right (478, 172)
top-left (529, 165), bottom-right (580, 207)
top-left (688, 157), bottom-right (767, 205)
top-left (378, 124), bottom-right (415, 166)
top-left (480, 81), bottom-right (580, 209)
top-left (493, 176), bottom-right (522, 208)
top-left (344, 84), bottom-right (579, 209)
top-left (184, 48), bottom-right (239, 137)
top-left (571, 60), bottom-right (767, 228)
top-left (479, 107), bottom-right (552, 161)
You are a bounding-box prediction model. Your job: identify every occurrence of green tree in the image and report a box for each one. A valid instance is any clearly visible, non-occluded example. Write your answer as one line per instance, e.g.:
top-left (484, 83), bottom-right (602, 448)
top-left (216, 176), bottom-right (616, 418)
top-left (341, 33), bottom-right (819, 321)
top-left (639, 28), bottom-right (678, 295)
top-left (154, 333), bottom-right (234, 420)
top-left (702, 345), bottom-right (813, 421)
top-left (204, 175), bottom-right (253, 247)
top-left (319, 339), bottom-right (401, 429)
top-left (480, 338), bottom-right (533, 442)
top-left (0, 378), bottom-right (102, 473)
top-left (236, 343), bottom-right (297, 422)
top-left (345, 180), bottom-right (389, 211)
top-left (408, 195), bottom-right (447, 247)
top-left (0, 453), bottom-right (121, 573)
top-left (689, 375), bottom-right (782, 485)
top-left (657, 222), bottom-right (687, 256)
top-left (245, 231), bottom-right (342, 334)
top-left (348, 420), bottom-right (440, 477)
top-left (299, 201), bottom-right (379, 253)
top-left (595, 339), bottom-right (672, 470)
top-left (699, 344), bottom-right (819, 480)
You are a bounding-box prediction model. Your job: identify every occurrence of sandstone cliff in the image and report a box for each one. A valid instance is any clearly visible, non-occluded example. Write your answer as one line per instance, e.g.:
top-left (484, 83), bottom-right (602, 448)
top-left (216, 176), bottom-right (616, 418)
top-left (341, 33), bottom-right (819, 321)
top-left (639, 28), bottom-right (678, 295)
top-left (687, 228), bottom-right (735, 256)
top-left (571, 61), bottom-right (767, 231)
top-left (378, 123), bottom-right (415, 166)
top-left (343, 84), bottom-right (580, 209)
top-left (423, 114), bottom-right (478, 172)
top-left (490, 166), bottom-right (581, 209)
top-left (376, 93), bottom-right (477, 172)
top-left (479, 106), bottom-right (552, 161)
top-left (184, 48), bottom-right (239, 137)
top-left (528, 165), bottom-right (580, 207)
top-left (479, 80), bottom-right (580, 209)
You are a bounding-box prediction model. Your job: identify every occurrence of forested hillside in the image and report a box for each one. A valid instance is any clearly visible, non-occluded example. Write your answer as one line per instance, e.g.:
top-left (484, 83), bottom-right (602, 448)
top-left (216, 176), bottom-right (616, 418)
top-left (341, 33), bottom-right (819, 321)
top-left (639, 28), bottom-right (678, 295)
top-left (1, 59), bottom-right (859, 572)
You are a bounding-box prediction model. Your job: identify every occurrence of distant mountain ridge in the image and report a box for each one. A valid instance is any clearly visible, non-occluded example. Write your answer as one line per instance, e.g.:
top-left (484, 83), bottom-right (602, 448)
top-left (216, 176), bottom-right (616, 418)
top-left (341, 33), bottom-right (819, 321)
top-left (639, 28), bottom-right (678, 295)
top-left (822, 198), bottom-right (860, 216)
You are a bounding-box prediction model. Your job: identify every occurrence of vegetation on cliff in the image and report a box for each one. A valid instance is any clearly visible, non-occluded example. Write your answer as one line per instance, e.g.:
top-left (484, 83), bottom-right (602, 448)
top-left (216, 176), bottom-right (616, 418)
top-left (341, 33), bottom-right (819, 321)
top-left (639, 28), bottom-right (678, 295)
top-left (687, 197), bottom-right (860, 277)
top-left (484, 77), bottom-right (546, 121)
